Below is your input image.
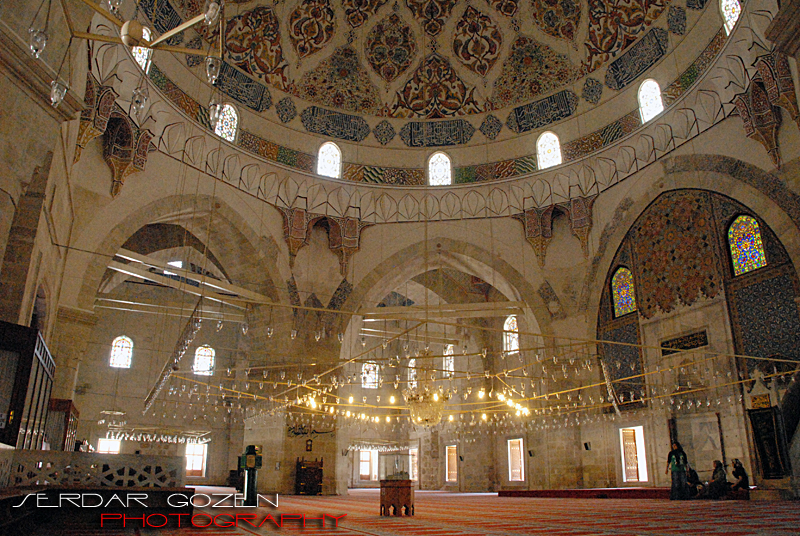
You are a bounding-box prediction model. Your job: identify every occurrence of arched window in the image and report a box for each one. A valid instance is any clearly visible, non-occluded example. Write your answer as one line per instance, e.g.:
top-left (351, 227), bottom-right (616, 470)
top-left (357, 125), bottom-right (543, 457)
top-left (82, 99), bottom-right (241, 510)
top-left (537, 132), bottom-right (561, 169)
top-left (193, 345), bottom-right (215, 376)
top-left (638, 80), bottom-right (664, 123)
top-left (503, 315), bottom-right (519, 356)
top-left (721, 0), bottom-right (741, 35)
top-left (728, 215), bottom-right (767, 276)
top-left (611, 267), bottom-right (637, 317)
top-left (428, 152), bottom-right (452, 186)
top-left (132, 27), bottom-right (152, 73)
top-left (110, 336), bottom-right (133, 368)
top-left (317, 142), bottom-right (342, 178)
top-left (408, 358), bottom-right (417, 389)
top-left (214, 104), bottom-right (238, 142)
top-left (362, 361), bottom-right (379, 389)
top-left (443, 344), bottom-right (455, 378)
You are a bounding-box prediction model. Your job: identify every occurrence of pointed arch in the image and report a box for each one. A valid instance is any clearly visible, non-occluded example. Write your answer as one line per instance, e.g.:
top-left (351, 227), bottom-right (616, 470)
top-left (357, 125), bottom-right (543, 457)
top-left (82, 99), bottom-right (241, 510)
top-left (317, 142), bottom-right (342, 178)
top-left (428, 152), bottom-right (452, 185)
top-left (721, 0), bottom-right (741, 35)
top-left (193, 345), bottom-right (215, 375)
top-left (611, 267), bottom-right (637, 317)
top-left (638, 79), bottom-right (664, 123)
top-left (132, 27), bottom-right (152, 73)
top-left (362, 361), bottom-right (379, 388)
top-left (443, 344), bottom-right (455, 377)
top-left (110, 335), bottom-right (133, 368)
top-left (503, 315), bottom-right (519, 355)
top-left (728, 215), bottom-right (767, 276)
top-left (214, 104), bottom-right (239, 142)
top-left (537, 132), bottom-right (561, 169)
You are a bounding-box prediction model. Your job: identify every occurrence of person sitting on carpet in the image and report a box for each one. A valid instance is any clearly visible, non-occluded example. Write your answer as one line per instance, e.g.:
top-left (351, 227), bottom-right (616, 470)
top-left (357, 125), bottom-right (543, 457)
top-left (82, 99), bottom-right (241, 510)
top-left (731, 459), bottom-right (749, 491)
top-left (686, 466), bottom-right (702, 498)
top-left (707, 460), bottom-right (730, 500)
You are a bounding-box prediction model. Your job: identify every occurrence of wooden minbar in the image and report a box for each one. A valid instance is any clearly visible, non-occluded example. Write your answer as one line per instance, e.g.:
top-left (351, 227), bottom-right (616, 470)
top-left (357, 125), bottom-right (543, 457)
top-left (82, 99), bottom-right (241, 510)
top-left (380, 479), bottom-right (414, 516)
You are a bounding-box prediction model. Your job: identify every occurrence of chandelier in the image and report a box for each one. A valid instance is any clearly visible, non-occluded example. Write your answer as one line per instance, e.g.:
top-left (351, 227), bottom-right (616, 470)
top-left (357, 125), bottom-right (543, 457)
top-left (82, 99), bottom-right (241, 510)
top-left (402, 348), bottom-right (452, 426)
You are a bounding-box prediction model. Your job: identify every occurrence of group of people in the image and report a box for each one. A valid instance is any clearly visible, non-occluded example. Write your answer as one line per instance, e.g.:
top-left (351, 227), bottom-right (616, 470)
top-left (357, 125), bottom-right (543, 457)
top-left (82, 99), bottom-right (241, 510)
top-left (666, 442), bottom-right (749, 500)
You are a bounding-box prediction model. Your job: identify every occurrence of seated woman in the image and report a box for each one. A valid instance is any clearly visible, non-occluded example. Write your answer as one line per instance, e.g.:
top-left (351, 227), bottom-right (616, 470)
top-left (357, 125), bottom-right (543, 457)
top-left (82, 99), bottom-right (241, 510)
top-left (707, 460), bottom-right (730, 500)
top-left (686, 466), bottom-right (702, 498)
top-left (730, 459), bottom-right (750, 499)
top-left (731, 459), bottom-right (749, 490)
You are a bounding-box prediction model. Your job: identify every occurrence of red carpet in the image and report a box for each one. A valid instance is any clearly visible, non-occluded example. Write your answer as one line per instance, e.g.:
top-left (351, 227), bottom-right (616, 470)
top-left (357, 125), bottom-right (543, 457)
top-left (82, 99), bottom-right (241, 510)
top-left (498, 487), bottom-right (670, 499)
top-left (27, 489), bottom-right (799, 535)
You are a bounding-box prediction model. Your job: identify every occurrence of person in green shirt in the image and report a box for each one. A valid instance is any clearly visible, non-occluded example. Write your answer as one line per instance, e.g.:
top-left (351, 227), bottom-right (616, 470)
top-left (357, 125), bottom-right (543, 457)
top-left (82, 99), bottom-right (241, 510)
top-left (665, 441), bottom-right (689, 500)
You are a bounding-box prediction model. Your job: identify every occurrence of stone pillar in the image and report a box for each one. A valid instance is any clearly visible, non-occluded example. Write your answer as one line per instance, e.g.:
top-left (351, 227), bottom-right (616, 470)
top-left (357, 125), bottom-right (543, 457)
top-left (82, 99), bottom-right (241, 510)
top-left (0, 153), bottom-right (51, 324)
top-left (50, 306), bottom-right (98, 401)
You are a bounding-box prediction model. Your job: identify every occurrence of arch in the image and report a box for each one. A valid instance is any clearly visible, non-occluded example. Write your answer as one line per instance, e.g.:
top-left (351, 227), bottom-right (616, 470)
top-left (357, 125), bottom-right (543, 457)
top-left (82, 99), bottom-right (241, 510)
top-left (428, 152), bottom-right (452, 186)
top-left (721, 0), bottom-right (741, 35)
top-left (503, 315), bottom-right (519, 355)
top-left (64, 191), bottom-right (284, 312)
top-left (611, 267), bottom-right (637, 317)
top-left (728, 215), bottom-right (767, 276)
top-left (317, 142), bottom-right (342, 178)
top-left (132, 27), bottom-right (152, 73)
top-left (638, 80), bottom-right (664, 123)
top-left (214, 104), bottom-right (238, 142)
top-left (193, 345), bottom-right (215, 375)
top-left (110, 335), bottom-right (133, 368)
top-left (337, 238), bottom-right (553, 370)
top-left (362, 361), bottom-right (379, 388)
top-left (537, 132), bottom-right (561, 170)
top-left (583, 155), bottom-right (800, 336)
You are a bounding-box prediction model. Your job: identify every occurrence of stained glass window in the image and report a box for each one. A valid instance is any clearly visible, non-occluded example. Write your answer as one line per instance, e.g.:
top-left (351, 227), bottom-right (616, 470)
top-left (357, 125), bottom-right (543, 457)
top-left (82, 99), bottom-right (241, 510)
top-left (193, 345), bottom-right (215, 376)
top-left (110, 335), bottom-right (133, 368)
top-left (638, 79), bottom-right (664, 123)
top-left (317, 142), bottom-right (341, 178)
top-left (443, 344), bottom-right (455, 377)
top-left (428, 152), bottom-right (452, 185)
top-left (728, 215), bottom-right (767, 276)
top-left (611, 267), bottom-right (637, 317)
top-left (214, 104), bottom-right (238, 142)
top-left (132, 27), bottom-right (152, 73)
top-left (503, 315), bottom-right (519, 355)
top-left (721, 0), bottom-right (741, 35)
top-left (362, 361), bottom-right (379, 389)
top-left (408, 358), bottom-right (417, 388)
top-left (537, 132), bottom-right (561, 169)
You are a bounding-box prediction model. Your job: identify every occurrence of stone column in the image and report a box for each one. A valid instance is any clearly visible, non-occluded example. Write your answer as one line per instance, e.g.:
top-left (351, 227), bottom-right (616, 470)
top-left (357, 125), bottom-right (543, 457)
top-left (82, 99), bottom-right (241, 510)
top-left (50, 305), bottom-right (98, 401)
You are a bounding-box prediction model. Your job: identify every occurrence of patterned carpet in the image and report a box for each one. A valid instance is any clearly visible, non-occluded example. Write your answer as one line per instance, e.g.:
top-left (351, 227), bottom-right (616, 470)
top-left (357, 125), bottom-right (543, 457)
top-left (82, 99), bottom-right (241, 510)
top-left (25, 489), bottom-right (800, 536)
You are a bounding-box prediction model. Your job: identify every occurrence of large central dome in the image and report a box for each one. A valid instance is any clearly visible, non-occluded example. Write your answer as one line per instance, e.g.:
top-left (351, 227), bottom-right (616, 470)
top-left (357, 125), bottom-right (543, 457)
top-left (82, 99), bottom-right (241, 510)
top-left (169, 0), bottom-right (673, 118)
top-left (132, 0), bottom-right (724, 180)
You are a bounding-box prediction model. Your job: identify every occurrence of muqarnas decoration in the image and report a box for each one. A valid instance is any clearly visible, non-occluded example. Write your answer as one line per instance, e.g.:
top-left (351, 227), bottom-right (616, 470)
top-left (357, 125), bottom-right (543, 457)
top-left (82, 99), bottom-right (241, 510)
top-left (732, 53), bottom-right (800, 169)
top-left (289, 0), bottom-right (336, 59)
top-left (225, 6), bottom-right (289, 89)
top-left (392, 54), bottom-right (482, 118)
top-left (452, 7), bottom-right (502, 77)
top-left (365, 14), bottom-right (416, 83)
